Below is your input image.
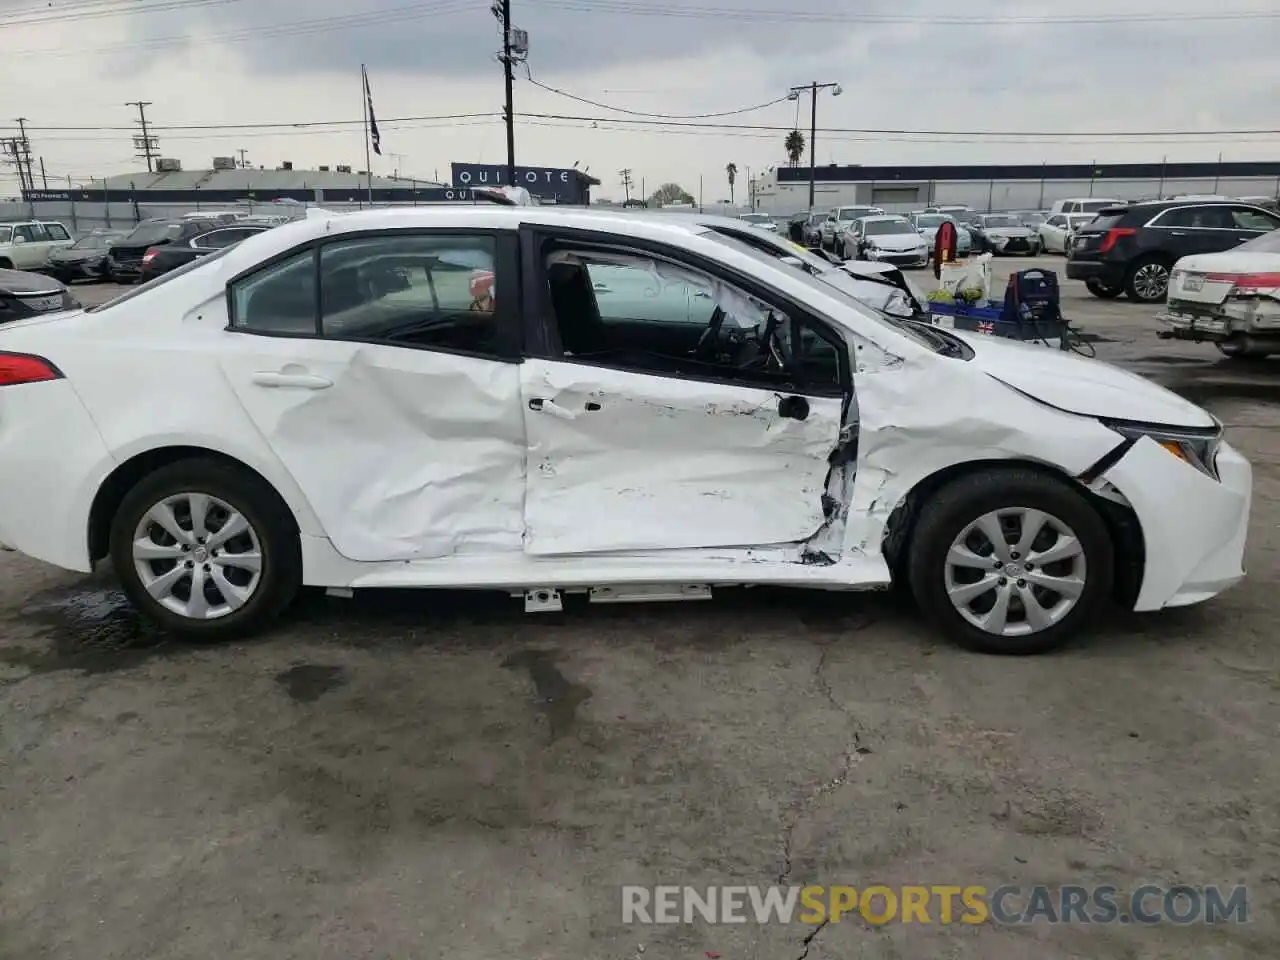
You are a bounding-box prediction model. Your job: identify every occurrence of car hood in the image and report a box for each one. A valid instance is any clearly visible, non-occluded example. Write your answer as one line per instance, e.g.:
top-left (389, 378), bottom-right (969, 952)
top-left (864, 233), bottom-right (925, 251)
top-left (951, 330), bottom-right (1215, 428)
top-left (1174, 250), bottom-right (1280, 274)
top-left (0, 268), bottom-right (65, 294)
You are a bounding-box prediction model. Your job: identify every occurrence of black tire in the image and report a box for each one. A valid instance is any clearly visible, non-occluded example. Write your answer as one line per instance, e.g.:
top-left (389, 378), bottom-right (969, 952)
top-left (1085, 278), bottom-right (1123, 299)
top-left (1124, 255), bottom-right (1172, 303)
top-left (0, 258), bottom-right (12, 270)
top-left (906, 467), bottom-right (1114, 655)
top-left (1215, 338), bottom-right (1275, 360)
top-left (109, 457), bottom-right (302, 640)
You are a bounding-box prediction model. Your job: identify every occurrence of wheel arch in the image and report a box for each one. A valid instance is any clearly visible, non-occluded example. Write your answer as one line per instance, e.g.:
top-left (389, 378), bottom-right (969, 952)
top-left (880, 457), bottom-right (1145, 608)
top-left (88, 445), bottom-right (302, 564)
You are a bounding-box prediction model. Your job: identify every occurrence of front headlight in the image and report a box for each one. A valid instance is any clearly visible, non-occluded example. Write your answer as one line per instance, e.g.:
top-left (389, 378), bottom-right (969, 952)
top-left (1102, 419), bottom-right (1222, 480)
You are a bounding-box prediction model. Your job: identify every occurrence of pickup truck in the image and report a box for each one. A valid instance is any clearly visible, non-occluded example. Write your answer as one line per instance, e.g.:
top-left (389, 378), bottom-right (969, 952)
top-left (0, 221), bottom-right (75, 272)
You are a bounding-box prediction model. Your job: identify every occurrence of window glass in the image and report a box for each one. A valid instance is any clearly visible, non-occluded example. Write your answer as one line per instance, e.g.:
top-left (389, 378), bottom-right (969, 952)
top-left (1046, 216), bottom-right (1066, 227)
top-left (1158, 206), bottom-right (1233, 229)
top-left (14, 224), bottom-right (46, 242)
top-left (319, 234), bottom-right (499, 354)
top-left (44, 223), bottom-right (71, 241)
top-left (545, 246), bottom-right (842, 391)
top-left (196, 229), bottom-right (254, 250)
top-left (123, 221), bottom-right (183, 245)
top-left (230, 249), bottom-right (317, 335)
top-left (1079, 200), bottom-right (1114, 213)
top-left (864, 220), bottom-right (916, 236)
top-left (70, 234), bottom-right (109, 249)
top-left (1231, 207), bottom-right (1280, 231)
top-left (0, 227), bottom-right (11, 244)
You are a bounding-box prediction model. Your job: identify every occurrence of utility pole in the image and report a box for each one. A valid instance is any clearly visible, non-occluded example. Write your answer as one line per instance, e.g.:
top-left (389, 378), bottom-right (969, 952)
top-left (493, 1), bottom-right (527, 187)
top-left (39, 156), bottom-right (47, 189)
top-left (126, 101), bottom-right (158, 172)
top-left (12, 119), bottom-right (35, 191)
top-left (619, 168), bottom-right (633, 203)
top-left (236, 148), bottom-right (249, 169)
top-left (787, 82), bottom-right (841, 215)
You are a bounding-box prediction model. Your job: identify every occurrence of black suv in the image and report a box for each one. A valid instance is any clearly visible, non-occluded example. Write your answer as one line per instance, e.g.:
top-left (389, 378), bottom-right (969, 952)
top-left (106, 218), bottom-right (222, 282)
top-left (1066, 200), bottom-right (1280, 302)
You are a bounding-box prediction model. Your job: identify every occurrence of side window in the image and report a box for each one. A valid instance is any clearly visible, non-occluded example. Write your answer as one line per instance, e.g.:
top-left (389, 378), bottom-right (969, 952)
top-left (1159, 207), bottom-right (1232, 229)
top-left (14, 224), bottom-right (45, 242)
top-left (44, 224), bottom-right (70, 241)
top-left (0, 227), bottom-right (11, 244)
top-left (319, 233), bottom-right (500, 356)
top-left (230, 249), bottom-right (318, 335)
top-left (543, 247), bottom-right (840, 392)
top-left (196, 229), bottom-right (251, 250)
top-left (1231, 207), bottom-right (1280, 231)
top-left (1047, 215), bottom-right (1066, 228)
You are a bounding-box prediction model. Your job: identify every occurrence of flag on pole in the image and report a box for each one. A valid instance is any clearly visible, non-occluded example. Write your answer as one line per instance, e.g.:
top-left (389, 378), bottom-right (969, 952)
top-left (363, 65), bottom-right (382, 156)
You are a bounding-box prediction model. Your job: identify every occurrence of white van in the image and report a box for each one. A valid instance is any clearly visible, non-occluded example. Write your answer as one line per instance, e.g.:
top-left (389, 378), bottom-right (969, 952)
top-left (1049, 198), bottom-right (1121, 215)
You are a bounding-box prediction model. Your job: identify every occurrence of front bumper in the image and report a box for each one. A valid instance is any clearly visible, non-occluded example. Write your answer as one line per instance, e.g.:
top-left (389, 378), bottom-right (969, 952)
top-left (1102, 436), bottom-right (1251, 611)
top-left (866, 249), bottom-right (928, 267)
top-left (49, 258), bottom-right (108, 280)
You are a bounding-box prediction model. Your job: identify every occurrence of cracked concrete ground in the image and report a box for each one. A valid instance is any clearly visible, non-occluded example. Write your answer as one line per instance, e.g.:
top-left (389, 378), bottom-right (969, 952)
top-left (1, 267), bottom-right (1278, 959)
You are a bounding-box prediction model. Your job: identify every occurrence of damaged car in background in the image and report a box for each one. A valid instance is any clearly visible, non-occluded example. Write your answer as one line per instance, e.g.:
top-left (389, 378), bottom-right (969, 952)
top-left (0, 206), bottom-right (1252, 655)
top-left (1158, 228), bottom-right (1280, 359)
top-left (969, 214), bottom-right (1041, 256)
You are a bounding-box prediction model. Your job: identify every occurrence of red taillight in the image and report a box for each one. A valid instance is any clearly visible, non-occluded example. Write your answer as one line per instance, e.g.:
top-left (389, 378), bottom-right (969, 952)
top-left (141, 247), bottom-right (159, 264)
top-left (1098, 227), bottom-right (1136, 253)
top-left (0, 352), bottom-right (62, 387)
top-left (1203, 271), bottom-right (1280, 294)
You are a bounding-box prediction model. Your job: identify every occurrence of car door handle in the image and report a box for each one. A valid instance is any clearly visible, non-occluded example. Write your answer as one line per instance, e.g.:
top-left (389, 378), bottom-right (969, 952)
top-left (251, 371), bottom-right (332, 389)
top-left (528, 397), bottom-right (577, 420)
top-left (1169, 231), bottom-right (1187, 236)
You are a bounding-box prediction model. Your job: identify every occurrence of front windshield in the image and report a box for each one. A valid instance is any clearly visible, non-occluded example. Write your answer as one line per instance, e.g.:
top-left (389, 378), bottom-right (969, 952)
top-left (865, 220), bottom-right (916, 236)
top-left (123, 221), bottom-right (183, 245)
top-left (1237, 229), bottom-right (1280, 253)
top-left (703, 230), bottom-right (940, 353)
top-left (70, 234), bottom-right (112, 250)
top-left (838, 208), bottom-right (870, 221)
top-left (915, 215), bottom-right (947, 228)
top-left (982, 216), bottom-right (1019, 228)
top-left (1068, 215), bottom-right (1095, 228)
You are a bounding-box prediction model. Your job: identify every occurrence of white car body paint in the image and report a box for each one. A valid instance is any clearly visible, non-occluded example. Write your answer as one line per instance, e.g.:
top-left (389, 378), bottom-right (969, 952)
top-left (0, 205), bottom-right (1252, 620)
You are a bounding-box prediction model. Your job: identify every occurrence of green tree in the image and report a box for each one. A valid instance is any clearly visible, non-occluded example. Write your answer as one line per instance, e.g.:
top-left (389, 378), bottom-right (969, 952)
top-left (649, 182), bottom-right (696, 206)
top-left (785, 130), bottom-right (805, 166)
top-left (725, 162), bottom-right (737, 205)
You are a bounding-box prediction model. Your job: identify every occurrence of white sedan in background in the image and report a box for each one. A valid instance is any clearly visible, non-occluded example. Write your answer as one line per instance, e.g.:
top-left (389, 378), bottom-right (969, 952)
top-left (842, 215), bottom-right (929, 266)
top-left (0, 205), bottom-right (1250, 655)
top-left (1039, 213), bottom-right (1097, 254)
top-left (737, 213), bottom-right (778, 233)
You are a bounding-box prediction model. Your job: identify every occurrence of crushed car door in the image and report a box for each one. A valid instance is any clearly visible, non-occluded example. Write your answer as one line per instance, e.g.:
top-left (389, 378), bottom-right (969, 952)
top-left (218, 232), bottom-right (527, 563)
top-left (520, 243), bottom-right (846, 556)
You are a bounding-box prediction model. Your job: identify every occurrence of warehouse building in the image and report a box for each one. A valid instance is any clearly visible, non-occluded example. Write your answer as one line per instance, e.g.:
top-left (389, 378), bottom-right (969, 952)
top-left (750, 160), bottom-right (1280, 215)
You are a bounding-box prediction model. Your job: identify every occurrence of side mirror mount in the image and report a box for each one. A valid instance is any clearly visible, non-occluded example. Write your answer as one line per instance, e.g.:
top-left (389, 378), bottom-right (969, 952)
top-left (12, 235), bottom-right (26, 245)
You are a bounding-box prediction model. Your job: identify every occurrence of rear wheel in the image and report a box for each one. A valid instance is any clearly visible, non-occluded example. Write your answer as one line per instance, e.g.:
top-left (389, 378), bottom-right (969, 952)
top-left (0, 258), bottom-right (11, 270)
top-left (907, 468), bottom-right (1113, 655)
top-left (1085, 277), bottom-right (1123, 299)
top-left (109, 458), bottom-right (301, 640)
top-left (1216, 337), bottom-right (1275, 360)
top-left (1125, 256), bottom-right (1171, 303)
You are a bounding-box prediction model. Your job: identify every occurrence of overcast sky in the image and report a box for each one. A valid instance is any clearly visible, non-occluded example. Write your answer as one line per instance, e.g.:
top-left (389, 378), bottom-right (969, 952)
top-left (1, 0), bottom-right (1277, 201)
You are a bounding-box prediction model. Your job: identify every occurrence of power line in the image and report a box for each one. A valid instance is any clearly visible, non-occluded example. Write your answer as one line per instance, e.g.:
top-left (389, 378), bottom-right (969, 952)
top-left (0, 0), bottom-right (253, 28)
top-left (523, 74), bottom-right (791, 119)
top-left (6, 0), bottom-right (477, 59)
top-left (524, 0), bottom-right (1280, 26)
top-left (4, 113), bottom-right (501, 134)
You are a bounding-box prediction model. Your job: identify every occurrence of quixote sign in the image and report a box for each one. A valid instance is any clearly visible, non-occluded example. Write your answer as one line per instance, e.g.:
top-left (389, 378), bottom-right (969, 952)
top-left (450, 163), bottom-right (588, 203)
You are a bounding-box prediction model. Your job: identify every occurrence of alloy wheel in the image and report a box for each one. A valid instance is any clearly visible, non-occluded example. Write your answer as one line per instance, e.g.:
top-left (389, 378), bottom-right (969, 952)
top-left (943, 507), bottom-right (1087, 637)
top-left (132, 492), bottom-right (263, 620)
top-left (1131, 262), bottom-right (1170, 301)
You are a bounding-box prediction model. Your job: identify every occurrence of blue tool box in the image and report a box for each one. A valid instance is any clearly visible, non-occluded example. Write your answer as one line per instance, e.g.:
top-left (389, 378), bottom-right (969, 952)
top-left (928, 268), bottom-right (1070, 349)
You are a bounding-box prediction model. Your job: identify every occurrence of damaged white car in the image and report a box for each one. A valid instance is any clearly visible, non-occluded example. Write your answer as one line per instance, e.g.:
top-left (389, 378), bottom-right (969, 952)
top-left (1158, 228), bottom-right (1280, 359)
top-left (0, 207), bottom-right (1252, 654)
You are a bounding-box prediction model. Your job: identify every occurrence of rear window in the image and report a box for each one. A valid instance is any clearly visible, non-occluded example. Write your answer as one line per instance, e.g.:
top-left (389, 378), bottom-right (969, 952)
top-left (1084, 214), bottom-right (1124, 231)
top-left (122, 221), bottom-right (183, 245)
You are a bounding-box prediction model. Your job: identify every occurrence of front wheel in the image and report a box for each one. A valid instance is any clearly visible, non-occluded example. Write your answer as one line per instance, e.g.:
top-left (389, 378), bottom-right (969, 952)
top-left (109, 458), bottom-right (302, 640)
top-left (907, 468), bottom-right (1114, 655)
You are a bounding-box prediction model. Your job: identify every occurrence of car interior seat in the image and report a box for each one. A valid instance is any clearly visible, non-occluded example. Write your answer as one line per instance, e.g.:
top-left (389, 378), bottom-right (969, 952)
top-left (547, 261), bottom-right (606, 355)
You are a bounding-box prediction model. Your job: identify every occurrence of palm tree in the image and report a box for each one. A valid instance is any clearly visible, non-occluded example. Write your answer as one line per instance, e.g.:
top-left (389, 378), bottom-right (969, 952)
top-left (725, 163), bottom-right (737, 205)
top-left (785, 130), bottom-right (805, 167)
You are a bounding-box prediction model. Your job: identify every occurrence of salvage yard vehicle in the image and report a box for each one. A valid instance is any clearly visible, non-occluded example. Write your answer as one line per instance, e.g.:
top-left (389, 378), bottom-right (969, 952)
top-left (0, 206), bottom-right (1252, 655)
top-left (1067, 200), bottom-right (1280, 303)
top-left (106, 217), bottom-right (223, 283)
top-left (819, 205), bottom-right (884, 251)
top-left (968, 214), bottom-right (1041, 256)
top-left (138, 223), bottom-right (273, 283)
top-left (45, 230), bottom-right (127, 284)
top-left (1157, 228), bottom-right (1280, 358)
top-left (0, 220), bottom-right (74, 271)
top-left (1037, 213), bottom-right (1095, 256)
top-left (0, 267), bottom-right (79, 321)
top-left (841, 215), bottom-right (929, 266)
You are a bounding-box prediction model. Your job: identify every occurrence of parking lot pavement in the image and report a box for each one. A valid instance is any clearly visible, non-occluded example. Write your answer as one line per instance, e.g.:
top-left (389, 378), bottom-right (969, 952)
top-left (3, 268), bottom-right (1278, 959)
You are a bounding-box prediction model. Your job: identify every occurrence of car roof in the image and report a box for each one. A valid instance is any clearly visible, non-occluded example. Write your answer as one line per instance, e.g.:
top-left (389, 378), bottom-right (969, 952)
top-left (858, 214), bottom-right (909, 223)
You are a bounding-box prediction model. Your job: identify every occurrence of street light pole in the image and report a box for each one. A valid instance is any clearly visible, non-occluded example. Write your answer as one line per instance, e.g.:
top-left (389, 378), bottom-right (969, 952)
top-left (788, 81), bottom-right (841, 216)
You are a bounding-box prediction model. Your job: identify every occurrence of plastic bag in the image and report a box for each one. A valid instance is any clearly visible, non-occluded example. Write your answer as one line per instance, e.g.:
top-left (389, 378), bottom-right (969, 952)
top-left (939, 253), bottom-right (992, 301)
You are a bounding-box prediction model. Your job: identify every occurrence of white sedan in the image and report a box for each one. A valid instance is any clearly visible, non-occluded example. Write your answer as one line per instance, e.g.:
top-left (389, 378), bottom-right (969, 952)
top-left (1039, 213), bottom-right (1097, 254)
top-left (0, 206), bottom-right (1251, 654)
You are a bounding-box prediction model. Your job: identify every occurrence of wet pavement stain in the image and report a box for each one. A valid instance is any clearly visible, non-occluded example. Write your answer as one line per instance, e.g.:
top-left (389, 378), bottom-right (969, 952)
top-left (0, 586), bottom-right (172, 676)
top-left (501, 648), bottom-right (593, 742)
top-left (275, 664), bottom-right (349, 704)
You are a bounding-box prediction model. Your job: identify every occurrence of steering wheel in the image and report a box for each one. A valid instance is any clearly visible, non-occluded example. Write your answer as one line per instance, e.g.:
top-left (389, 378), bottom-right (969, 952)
top-left (693, 306), bottom-right (727, 362)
